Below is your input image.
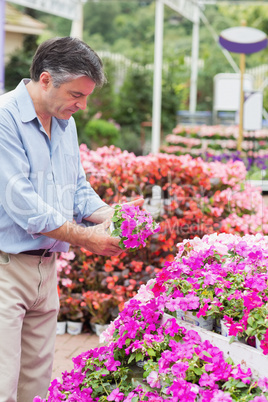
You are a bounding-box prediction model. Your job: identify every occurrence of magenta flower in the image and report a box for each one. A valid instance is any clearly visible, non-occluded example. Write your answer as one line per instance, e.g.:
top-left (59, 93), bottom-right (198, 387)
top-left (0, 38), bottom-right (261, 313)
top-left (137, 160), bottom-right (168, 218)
top-left (210, 390), bottom-right (233, 401)
top-left (183, 329), bottom-right (201, 344)
top-left (199, 372), bottom-right (218, 389)
top-left (164, 318), bottom-right (183, 337)
top-left (259, 377), bottom-right (268, 392)
top-left (121, 218), bottom-right (136, 235)
top-left (107, 388), bottom-right (124, 402)
top-left (231, 364), bottom-right (252, 384)
top-left (111, 204), bottom-right (160, 251)
top-left (171, 362), bottom-right (189, 378)
top-left (196, 303), bottom-right (209, 317)
top-left (147, 371), bottom-right (161, 388)
top-left (105, 357), bottom-right (121, 371)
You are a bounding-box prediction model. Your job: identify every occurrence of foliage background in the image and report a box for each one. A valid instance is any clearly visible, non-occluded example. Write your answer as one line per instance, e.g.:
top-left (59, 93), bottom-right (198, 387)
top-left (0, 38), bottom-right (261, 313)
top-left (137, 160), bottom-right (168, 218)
top-left (4, 1), bottom-right (268, 154)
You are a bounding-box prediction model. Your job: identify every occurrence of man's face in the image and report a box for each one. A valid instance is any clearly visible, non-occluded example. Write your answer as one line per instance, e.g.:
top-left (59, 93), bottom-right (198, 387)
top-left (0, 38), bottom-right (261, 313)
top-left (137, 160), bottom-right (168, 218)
top-left (44, 75), bottom-right (96, 120)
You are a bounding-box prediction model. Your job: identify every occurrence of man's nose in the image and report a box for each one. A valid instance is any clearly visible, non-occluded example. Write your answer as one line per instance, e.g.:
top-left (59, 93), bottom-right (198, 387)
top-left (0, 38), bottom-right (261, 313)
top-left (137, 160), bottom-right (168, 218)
top-left (76, 97), bottom-right (87, 110)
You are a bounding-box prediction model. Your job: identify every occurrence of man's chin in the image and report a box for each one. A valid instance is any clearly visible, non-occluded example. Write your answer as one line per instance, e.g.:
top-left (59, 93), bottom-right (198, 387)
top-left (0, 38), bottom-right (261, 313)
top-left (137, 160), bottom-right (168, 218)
top-left (61, 111), bottom-right (74, 120)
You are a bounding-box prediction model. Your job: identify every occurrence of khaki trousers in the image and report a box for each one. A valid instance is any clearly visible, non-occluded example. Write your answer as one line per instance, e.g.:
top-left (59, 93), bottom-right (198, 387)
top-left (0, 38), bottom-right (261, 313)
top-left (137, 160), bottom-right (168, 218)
top-left (0, 251), bottom-right (59, 402)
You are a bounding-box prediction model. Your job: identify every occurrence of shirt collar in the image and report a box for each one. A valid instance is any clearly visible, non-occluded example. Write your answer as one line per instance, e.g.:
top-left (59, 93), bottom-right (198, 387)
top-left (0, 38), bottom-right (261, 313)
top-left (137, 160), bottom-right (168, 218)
top-left (15, 79), bottom-right (69, 129)
top-left (16, 79), bottom-right (36, 123)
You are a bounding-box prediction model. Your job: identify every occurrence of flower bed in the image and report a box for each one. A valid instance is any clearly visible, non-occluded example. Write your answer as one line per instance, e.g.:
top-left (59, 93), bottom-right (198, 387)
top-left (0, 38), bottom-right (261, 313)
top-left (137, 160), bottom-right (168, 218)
top-left (161, 124), bottom-right (268, 159)
top-left (35, 232), bottom-right (268, 401)
top-left (57, 145), bottom-right (268, 328)
top-left (152, 232), bottom-right (268, 355)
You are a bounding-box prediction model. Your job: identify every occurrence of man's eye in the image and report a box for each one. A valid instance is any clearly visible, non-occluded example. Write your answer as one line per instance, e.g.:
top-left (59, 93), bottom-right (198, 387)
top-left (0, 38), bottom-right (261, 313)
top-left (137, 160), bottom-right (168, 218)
top-left (72, 94), bottom-right (80, 98)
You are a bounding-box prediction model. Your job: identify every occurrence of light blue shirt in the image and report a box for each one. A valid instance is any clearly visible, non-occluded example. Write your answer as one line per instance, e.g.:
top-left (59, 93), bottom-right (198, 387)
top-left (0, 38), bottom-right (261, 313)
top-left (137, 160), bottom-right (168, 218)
top-left (0, 79), bottom-right (107, 253)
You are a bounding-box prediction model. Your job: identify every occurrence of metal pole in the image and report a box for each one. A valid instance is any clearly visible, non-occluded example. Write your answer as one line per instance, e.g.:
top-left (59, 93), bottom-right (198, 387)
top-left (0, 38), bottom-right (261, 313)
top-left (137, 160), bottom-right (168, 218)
top-left (0, 0), bottom-right (5, 94)
top-left (70, 0), bottom-right (84, 39)
top-left (237, 52), bottom-right (245, 152)
top-left (189, 2), bottom-right (199, 113)
top-left (151, 0), bottom-right (164, 154)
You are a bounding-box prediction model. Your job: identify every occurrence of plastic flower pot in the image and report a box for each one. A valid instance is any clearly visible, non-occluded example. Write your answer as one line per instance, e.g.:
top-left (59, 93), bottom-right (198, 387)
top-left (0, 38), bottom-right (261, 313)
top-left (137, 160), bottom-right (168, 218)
top-left (214, 318), bottom-right (222, 334)
top-left (184, 311), bottom-right (214, 330)
top-left (95, 323), bottom-right (109, 336)
top-left (220, 319), bottom-right (238, 340)
top-left (255, 335), bottom-right (264, 352)
top-left (67, 321), bottom-right (83, 335)
top-left (176, 309), bottom-right (185, 320)
top-left (107, 222), bottom-right (117, 236)
top-left (56, 321), bottom-right (67, 335)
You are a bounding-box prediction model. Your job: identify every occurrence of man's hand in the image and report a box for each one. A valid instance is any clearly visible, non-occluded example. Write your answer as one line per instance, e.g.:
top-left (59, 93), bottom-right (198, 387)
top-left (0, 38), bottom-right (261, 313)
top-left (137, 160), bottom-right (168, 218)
top-left (124, 197), bottom-right (144, 209)
top-left (85, 197), bottom-right (144, 224)
top-left (82, 220), bottom-right (122, 256)
top-left (41, 197), bottom-right (144, 256)
top-left (42, 219), bottom-right (123, 256)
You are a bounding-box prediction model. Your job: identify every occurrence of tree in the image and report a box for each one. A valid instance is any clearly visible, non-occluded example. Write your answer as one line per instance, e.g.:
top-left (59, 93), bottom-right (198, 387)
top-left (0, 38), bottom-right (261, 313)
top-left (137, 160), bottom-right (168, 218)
top-left (5, 35), bottom-right (38, 91)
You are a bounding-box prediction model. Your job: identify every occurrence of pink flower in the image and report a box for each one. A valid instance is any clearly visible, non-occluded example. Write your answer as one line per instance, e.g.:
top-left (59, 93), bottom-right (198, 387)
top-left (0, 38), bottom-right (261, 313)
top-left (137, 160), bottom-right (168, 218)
top-left (210, 390), bottom-right (233, 401)
top-left (171, 362), bottom-right (189, 378)
top-left (258, 377), bottom-right (268, 392)
top-left (231, 364), bottom-right (252, 384)
top-left (105, 357), bottom-right (121, 371)
top-left (183, 330), bottom-right (201, 344)
top-left (123, 234), bottom-right (140, 249)
top-left (199, 372), bottom-right (218, 388)
top-left (107, 388), bottom-right (124, 401)
top-left (260, 336), bottom-right (268, 355)
top-left (121, 218), bottom-right (136, 235)
top-left (196, 303), bottom-right (209, 317)
top-left (242, 292), bottom-right (263, 311)
top-left (147, 371), bottom-right (161, 388)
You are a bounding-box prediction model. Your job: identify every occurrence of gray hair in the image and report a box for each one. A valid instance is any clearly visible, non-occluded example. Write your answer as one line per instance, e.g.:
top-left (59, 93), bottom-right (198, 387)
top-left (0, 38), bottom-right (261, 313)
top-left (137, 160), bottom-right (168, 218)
top-left (30, 37), bottom-right (106, 88)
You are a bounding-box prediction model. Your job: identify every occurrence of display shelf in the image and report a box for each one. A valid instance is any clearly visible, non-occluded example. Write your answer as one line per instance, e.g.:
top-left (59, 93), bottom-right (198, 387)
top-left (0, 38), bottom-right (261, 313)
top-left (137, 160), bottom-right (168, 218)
top-left (248, 179), bottom-right (268, 192)
top-left (161, 314), bottom-right (268, 378)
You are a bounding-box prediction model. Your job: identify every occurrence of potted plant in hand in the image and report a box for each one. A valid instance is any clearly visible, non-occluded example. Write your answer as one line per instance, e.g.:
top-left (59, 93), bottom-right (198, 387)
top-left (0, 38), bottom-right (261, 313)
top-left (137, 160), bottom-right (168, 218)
top-left (82, 290), bottom-right (119, 336)
top-left (109, 203), bottom-right (160, 252)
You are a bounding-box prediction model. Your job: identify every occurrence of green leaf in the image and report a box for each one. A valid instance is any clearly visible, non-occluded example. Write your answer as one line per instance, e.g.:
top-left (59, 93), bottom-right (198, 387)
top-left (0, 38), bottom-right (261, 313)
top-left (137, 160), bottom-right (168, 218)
top-left (111, 229), bottom-right (121, 237)
top-left (193, 367), bottom-right (203, 375)
top-left (225, 357), bottom-right (234, 365)
top-left (143, 370), bottom-right (151, 378)
top-left (147, 348), bottom-right (156, 357)
top-left (135, 352), bottom-right (143, 362)
top-left (99, 368), bottom-right (109, 375)
top-left (125, 338), bottom-right (131, 346)
top-left (128, 354), bottom-right (136, 364)
top-left (202, 350), bottom-right (212, 358)
top-left (229, 336), bottom-right (236, 344)
top-left (245, 328), bottom-right (254, 337)
top-left (236, 381), bottom-right (248, 388)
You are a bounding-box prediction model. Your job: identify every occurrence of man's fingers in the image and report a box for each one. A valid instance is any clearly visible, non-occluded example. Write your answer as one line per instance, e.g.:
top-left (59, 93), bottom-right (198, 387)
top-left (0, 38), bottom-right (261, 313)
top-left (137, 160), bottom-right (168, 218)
top-left (126, 197), bottom-right (144, 207)
top-left (102, 219), bottom-right (111, 230)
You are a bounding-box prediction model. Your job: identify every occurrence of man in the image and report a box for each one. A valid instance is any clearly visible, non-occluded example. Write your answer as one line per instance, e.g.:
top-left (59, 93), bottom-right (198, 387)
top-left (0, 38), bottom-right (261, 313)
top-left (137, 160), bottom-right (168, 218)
top-left (0, 36), bottom-right (143, 401)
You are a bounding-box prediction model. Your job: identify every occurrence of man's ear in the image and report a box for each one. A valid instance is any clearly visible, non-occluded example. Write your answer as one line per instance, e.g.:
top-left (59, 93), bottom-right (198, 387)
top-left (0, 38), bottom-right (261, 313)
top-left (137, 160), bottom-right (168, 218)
top-left (39, 72), bottom-right (52, 90)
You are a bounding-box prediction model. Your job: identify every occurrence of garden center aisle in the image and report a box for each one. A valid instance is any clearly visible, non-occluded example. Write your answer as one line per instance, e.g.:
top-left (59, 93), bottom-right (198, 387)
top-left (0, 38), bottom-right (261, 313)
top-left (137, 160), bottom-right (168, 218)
top-left (52, 333), bottom-right (100, 379)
